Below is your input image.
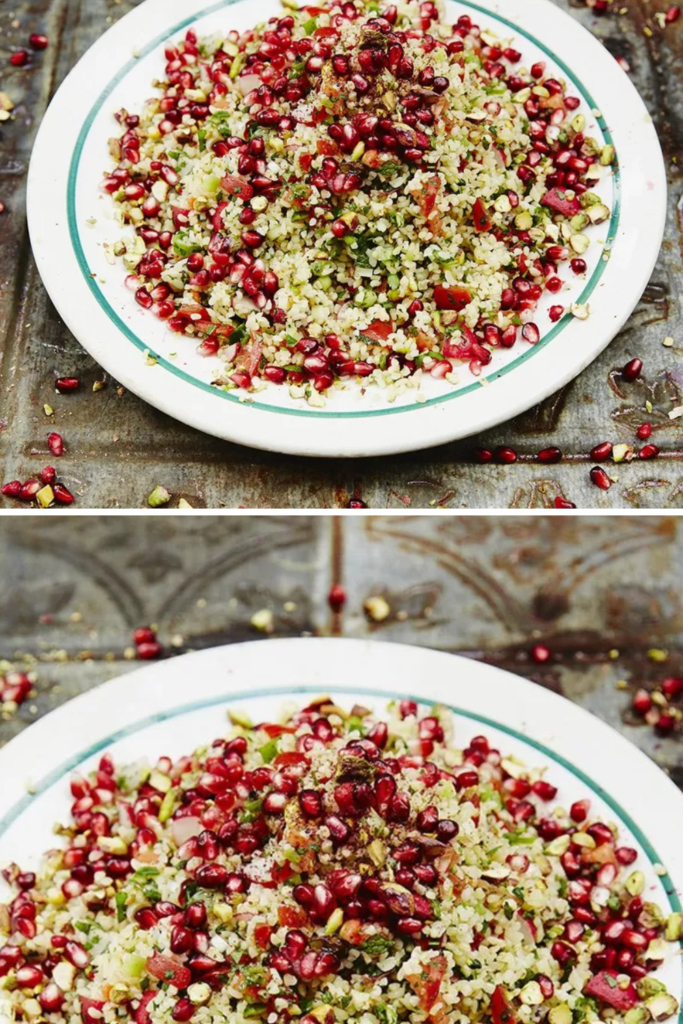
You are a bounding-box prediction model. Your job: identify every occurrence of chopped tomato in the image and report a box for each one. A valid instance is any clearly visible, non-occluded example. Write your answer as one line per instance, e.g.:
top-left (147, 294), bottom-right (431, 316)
top-left (220, 174), bottom-right (253, 203)
top-left (406, 955), bottom-right (448, 1011)
top-left (317, 139), bottom-right (339, 156)
top-left (135, 992), bottom-right (156, 1024)
top-left (413, 175), bottom-right (441, 217)
top-left (585, 972), bottom-right (639, 1011)
top-left (278, 905), bottom-right (309, 928)
top-left (491, 986), bottom-right (516, 1024)
top-left (235, 337), bottom-right (263, 375)
top-left (271, 862), bottom-right (296, 885)
top-left (433, 285), bottom-right (472, 311)
top-left (541, 187), bottom-right (581, 217)
top-left (254, 924), bottom-right (273, 950)
top-left (273, 750), bottom-right (307, 764)
top-left (299, 152), bottom-right (313, 172)
top-left (145, 954), bottom-right (191, 990)
top-left (360, 319), bottom-right (394, 342)
top-left (472, 197), bottom-right (492, 232)
top-left (313, 25), bottom-right (339, 38)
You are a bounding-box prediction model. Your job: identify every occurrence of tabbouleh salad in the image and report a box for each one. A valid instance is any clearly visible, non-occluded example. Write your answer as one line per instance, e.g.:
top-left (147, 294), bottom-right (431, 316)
top-left (102, 0), bottom-right (615, 407)
top-left (1, 698), bottom-right (679, 1024)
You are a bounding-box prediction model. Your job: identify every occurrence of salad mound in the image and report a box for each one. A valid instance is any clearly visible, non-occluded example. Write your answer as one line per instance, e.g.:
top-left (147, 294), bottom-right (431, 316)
top-left (2, 698), bottom-right (677, 1024)
top-left (103, 0), bottom-right (613, 407)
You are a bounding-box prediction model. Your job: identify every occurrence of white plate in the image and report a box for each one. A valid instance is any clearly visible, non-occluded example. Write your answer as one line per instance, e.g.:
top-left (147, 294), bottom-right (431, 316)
top-left (1, 637), bottom-right (682, 1011)
top-left (27, 0), bottom-right (665, 457)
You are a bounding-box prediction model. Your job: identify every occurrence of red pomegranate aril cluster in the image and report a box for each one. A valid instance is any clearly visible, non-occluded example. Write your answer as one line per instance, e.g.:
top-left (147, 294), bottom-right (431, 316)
top-left (133, 626), bottom-right (162, 660)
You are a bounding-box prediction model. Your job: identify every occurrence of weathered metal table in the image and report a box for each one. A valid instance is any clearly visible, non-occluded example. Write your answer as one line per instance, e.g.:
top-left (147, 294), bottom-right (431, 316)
top-left (0, 0), bottom-right (680, 508)
top-left (1, 515), bottom-right (681, 795)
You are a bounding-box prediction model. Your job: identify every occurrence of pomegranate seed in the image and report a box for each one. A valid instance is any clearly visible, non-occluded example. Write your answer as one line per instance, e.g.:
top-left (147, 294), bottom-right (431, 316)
top-left (496, 446), bottom-right (517, 464)
top-left (589, 466), bottom-right (612, 491)
top-left (29, 33), bottom-right (49, 50)
top-left (662, 676), bottom-right (683, 698)
top-left (616, 846), bottom-right (638, 865)
top-left (522, 323), bottom-right (540, 345)
top-left (554, 496), bottom-right (576, 508)
top-left (632, 689), bottom-right (652, 714)
top-left (1, 481), bottom-right (22, 498)
top-left (538, 447), bottom-right (561, 464)
top-left (570, 799), bottom-right (590, 823)
top-left (639, 443), bottom-right (659, 459)
top-left (16, 965), bottom-right (44, 987)
top-left (47, 431), bottom-right (64, 457)
top-left (666, 4), bottom-right (681, 21)
top-left (637, 423), bottom-right (652, 440)
top-left (476, 448), bottom-right (493, 462)
top-left (622, 358), bottom-right (643, 381)
top-left (530, 644), bottom-right (551, 664)
top-left (10, 50), bottom-right (30, 67)
top-left (324, 815), bottom-right (350, 844)
top-left (590, 441), bottom-right (612, 461)
top-left (173, 1000), bottom-right (195, 1022)
top-left (532, 780), bottom-right (557, 800)
top-left (55, 377), bottom-right (80, 392)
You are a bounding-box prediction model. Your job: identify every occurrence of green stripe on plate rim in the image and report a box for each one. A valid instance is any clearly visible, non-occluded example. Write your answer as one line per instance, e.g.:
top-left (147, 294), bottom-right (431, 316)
top-left (67, 0), bottom-right (621, 419)
top-left (1, 684), bottom-right (677, 907)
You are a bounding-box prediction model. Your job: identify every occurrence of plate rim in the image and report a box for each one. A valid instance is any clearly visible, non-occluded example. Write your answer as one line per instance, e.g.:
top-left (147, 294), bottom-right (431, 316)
top-left (26, 0), bottom-right (666, 457)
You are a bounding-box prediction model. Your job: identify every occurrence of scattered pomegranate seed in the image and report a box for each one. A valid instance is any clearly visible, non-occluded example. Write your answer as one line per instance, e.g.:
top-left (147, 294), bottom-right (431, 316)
top-left (554, 496), bottom-right (576, 509)
top-left (10, 50), bottom-right (29, 67)
top-left (590, 441), bottom-right (613, 461)
top-left (530, 644), bottom-right (551, 664)
top-left (47, 432), bottom-right (65, 457)
top-left (328, 584), bottom-right (346, 611)
top-left (29, 33), bottom-right (49, 50)
top-left (53, 483), bottom-right (75, 505)
top-left (538, 447), bottom-right (562, 464)
top-left (637, 423), bottom-right (652, 440)
top-left (632, 689), bottom-right (652, 714)
top-left (622, 358), bottom-right (643, 382)
top-left (495, 446), bottom-right (517, 464)
top-left (1, 481), bottom-right (22, 498)
top-left (55, 377), bottom-right (80, 392)
top-left (665, 4), bottom-right (681, 21)
top-left (347, 499), bottom-right (367, 508)
top-left (589, 466), bottom-right (612, 490)
top-left (662, 677), bottom-right (683, 698)
top-left (475, 448), bottom-right (493, 462)
top-left (639, 443), bottom-right (659, 459)
top-left (0, 201), bottom-right (6, 214)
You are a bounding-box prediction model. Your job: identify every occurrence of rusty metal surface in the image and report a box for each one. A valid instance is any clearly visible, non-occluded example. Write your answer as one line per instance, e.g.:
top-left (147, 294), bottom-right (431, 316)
top-left (1, 515), bottom-right (682, 788)
top-left (0, 0), bottom-right (681, 508)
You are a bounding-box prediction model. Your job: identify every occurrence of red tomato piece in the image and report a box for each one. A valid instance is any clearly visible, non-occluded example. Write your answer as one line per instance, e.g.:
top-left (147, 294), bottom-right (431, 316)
top-left (472, 197), bottom-right (492, 232)
top-left (491, 986), bottom-right (516, 1024)
top-left (360, 319), bottom-right (394, 342)
top-left (220, 175), bottom-right (254, 202)
top-left (145, 954), bottom-right (191, 990)
top-left (433, 285), bottom-right (472, 311)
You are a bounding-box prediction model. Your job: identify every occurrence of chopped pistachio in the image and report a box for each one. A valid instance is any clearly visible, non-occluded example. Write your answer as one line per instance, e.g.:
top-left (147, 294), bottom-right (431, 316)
top-left (325, 907), bottom-right (344, 935)
top-left (519, 982), bottom-right (543, 1007)
top-left (36, 485), bottom-right (54, 508)
top-left (625, 1008), bottom-right (652, 1024)
top-left (637, 979), bottom-right (667, 1000)
top-left (645, 994), bottom-right (679, 1021)
top-left (250, 608), bottom-right (274, 633)
top-left (549, 1005), bottom-right (572, 1024)
top-left (364, 595), bottom-right (391, 622)
top-left (227, 708), bottom-right (252, 728)
top-left (43, 403), bottom-right (54, 416)
top-left (663, 336), bottom-right (675, 347)
top-left (665, 912), bottom-right (683, 941)
top-left (188, 983), bottom-right (212, 1006)
top-left (625, 870), bottom-right (645, 896)
top-left (571, 302), bottom-right (590, 320)
top-left (52, 962), bottom-right (76, 991)
top-left (545, 835), bottom-right (571, 857)
top-left (570, 232), bottom-right (590, 255)
top-left (149, 769), bottom-right (172, 793)
top-left (515, 210), bottom-right (533, 231)
top-left (612, 443), bottom-right (634, 463)
top-left (600, 144), bottom-right (616, 165)
top-left (367, 839), bottom-right (386, 867)
top-left (588, 203), bottom-right (611, 224)
top-left (148, 485), bottom-right (171, 508)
